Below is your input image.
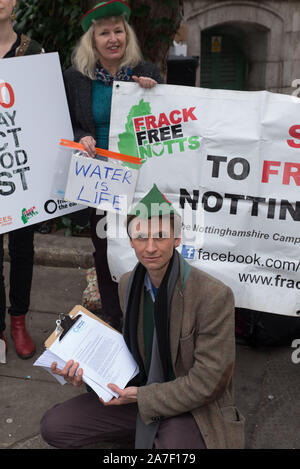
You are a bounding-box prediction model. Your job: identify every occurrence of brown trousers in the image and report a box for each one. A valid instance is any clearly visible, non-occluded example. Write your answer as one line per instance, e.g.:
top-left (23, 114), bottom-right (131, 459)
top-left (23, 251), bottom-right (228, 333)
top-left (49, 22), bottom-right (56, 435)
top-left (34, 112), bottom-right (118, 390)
top-left (40, 391), bottom-right (206, 449)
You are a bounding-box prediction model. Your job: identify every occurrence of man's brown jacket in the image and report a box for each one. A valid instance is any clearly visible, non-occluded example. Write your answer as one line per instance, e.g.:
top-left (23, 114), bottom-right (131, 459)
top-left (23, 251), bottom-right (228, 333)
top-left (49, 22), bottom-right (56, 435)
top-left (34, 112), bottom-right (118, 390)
top-left (118, 256), bottom-right (245, 449)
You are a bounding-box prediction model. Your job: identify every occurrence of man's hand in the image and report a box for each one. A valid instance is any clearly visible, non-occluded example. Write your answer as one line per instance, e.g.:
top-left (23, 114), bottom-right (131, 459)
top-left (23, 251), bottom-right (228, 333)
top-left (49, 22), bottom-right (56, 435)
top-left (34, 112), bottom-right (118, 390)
top-left (51, 359), bottom-right (83, 387)
top-left (100, 384), bottom-right (138, 406)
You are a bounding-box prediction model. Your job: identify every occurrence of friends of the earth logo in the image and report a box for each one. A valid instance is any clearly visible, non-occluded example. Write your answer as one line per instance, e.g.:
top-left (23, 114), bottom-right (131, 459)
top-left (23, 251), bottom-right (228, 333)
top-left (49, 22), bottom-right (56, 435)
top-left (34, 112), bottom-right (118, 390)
top-left (21, 206), bottom-right (38, 224)
top-left (117, 99), bottom-right (200, 168)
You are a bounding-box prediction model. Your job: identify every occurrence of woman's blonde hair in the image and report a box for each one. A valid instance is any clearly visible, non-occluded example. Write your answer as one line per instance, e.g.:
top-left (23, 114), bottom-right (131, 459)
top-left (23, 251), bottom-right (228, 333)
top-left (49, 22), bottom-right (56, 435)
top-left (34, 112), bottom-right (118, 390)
top-left (72, 15), bottom-right (143, 79)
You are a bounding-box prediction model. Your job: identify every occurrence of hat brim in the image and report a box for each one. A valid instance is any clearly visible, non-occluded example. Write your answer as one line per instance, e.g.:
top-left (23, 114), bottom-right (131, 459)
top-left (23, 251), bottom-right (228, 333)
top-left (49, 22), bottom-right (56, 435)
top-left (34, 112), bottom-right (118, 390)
top-left (81, 1), bottom-right (131, 32)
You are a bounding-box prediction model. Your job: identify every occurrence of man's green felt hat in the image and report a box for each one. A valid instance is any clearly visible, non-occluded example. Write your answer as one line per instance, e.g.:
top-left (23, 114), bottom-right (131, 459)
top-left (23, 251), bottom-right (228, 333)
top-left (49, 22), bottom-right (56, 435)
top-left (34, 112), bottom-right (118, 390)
top-left (81, 0), bottom-right (131, 32)
top-left (128, 184), bottom-right (179, 219)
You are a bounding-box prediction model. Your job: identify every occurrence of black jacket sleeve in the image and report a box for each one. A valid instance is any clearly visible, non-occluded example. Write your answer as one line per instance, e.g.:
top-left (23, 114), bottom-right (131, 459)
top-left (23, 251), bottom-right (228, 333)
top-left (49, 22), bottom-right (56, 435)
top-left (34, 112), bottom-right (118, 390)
top-left (132, 61), bottom-right (163, 84)
top-left (63, 67), bottom-right (96, 142)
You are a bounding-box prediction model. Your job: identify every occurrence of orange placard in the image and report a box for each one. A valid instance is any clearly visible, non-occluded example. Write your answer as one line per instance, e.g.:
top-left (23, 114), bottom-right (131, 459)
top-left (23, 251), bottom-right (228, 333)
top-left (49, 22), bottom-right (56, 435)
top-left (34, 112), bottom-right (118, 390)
top-left (60, 139), bottom-right (141, 165)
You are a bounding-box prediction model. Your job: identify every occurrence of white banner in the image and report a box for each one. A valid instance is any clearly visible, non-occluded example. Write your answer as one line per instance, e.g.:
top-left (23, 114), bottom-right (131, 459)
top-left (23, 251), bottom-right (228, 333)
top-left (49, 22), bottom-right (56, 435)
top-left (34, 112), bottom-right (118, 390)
top-left (107, 82), bottom-right (300, 316)
top-left (0, 53), bottom-right (83, 234)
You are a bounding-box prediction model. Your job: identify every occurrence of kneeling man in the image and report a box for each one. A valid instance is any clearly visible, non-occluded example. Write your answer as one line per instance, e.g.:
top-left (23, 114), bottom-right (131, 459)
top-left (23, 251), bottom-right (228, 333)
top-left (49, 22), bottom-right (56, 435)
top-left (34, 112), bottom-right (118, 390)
top-left (40, 184), bottom-right (244, 449)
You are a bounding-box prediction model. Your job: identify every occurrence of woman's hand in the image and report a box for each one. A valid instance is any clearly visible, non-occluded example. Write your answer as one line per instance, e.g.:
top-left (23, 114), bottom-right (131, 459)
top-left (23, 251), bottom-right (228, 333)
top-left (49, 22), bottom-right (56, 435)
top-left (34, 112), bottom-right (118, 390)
top-left (79, 136), bottom-right (97, 157)
top-left (51, 359), bottom-right (83, 387)
top-left (100, 384), bottom-right (138, 406)
top-left (132, 75), bottom-right (157, 89)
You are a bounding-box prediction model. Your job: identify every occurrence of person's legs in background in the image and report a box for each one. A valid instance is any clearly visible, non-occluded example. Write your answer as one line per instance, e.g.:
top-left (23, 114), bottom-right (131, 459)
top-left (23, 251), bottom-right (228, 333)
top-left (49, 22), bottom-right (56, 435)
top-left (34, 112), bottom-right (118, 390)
top-left (0, 234), bottom-right (7, 350)
top-left (8, 225), bottom-right (35, 359)
top-left (90, 209), bottom-right (123, 331)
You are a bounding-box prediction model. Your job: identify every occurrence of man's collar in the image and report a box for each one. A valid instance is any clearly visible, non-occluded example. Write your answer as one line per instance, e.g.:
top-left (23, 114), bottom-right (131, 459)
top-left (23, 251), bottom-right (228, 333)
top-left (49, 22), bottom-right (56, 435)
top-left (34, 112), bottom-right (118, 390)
top-left (144, 272), bottom-right (158, 301)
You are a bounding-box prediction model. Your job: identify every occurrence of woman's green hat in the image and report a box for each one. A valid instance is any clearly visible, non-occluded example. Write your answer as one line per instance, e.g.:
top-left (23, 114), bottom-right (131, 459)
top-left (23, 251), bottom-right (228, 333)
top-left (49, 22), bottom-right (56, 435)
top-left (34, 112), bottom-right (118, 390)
top-left (81, 0), bottom-right (131, 32)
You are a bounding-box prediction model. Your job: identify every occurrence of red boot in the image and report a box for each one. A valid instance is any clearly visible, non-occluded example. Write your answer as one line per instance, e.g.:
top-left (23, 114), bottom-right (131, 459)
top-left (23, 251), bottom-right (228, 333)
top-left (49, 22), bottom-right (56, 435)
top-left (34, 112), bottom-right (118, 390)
top-left (10, 315), bottom-right (36, 359)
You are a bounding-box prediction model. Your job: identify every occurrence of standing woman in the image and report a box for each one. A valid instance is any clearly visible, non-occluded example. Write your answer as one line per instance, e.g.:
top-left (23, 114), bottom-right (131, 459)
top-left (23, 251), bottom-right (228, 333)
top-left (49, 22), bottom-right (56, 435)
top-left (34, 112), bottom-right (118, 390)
top-left (64, 1), bottom-right (162, 331)
top-left (0, 0), bottom-right (43, 359)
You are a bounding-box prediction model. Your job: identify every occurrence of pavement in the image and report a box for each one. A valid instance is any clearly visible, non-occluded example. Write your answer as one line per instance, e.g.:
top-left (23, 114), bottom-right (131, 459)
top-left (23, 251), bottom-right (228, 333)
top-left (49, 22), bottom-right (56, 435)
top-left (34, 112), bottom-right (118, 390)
top-left (1, 229), bottom-right (300, 450)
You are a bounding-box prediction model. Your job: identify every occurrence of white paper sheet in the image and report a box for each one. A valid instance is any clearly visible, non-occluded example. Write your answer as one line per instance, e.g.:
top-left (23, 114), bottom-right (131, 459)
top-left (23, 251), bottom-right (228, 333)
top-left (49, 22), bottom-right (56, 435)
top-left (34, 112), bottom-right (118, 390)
top-left (33, 310), bottom-right (139, 402)
top-left (33, 349), bottom-right (67, 385)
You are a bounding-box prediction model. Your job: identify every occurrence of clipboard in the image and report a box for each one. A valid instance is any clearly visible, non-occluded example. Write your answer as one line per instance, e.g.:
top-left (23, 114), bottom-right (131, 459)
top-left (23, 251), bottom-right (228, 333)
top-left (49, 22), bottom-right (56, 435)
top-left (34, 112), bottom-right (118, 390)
top-left (45, 305), bottom-right (120, 349)
top-left (35, 304), bottom-right (138, 402)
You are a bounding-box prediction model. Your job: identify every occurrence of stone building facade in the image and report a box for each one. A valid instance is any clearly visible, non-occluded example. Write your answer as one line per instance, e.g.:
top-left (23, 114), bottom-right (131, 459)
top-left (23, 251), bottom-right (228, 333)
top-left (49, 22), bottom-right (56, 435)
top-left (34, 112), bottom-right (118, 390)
top-left (183, 0), bottom-right (300, 94)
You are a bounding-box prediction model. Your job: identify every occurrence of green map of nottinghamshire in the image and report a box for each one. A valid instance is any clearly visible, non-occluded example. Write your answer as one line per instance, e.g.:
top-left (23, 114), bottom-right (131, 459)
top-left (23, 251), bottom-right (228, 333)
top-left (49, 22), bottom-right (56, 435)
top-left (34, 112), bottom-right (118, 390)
top-left (117, 99), bottom-right (151, 169)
